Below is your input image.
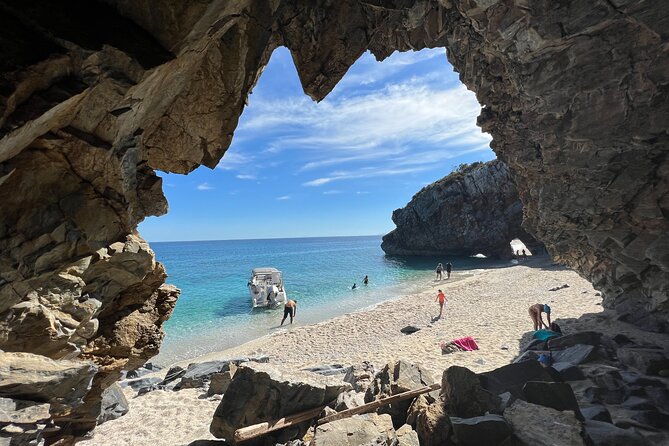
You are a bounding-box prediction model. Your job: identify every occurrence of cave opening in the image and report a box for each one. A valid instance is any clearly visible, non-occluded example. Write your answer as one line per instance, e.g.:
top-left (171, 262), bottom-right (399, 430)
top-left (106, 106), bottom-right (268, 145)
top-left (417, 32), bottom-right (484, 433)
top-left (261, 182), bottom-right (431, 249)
top-left (139, 46), bottom-right (497, 365)
top-left (1, 1), bottom-right (667, 443)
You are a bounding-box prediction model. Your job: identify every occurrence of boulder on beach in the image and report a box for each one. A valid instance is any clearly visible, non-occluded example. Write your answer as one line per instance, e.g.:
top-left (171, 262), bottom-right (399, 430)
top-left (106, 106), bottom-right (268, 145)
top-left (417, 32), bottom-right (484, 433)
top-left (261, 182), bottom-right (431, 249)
top-left (522, 381), bottom-right (582, 418)
top-left (479, 360), bottom-right (553, 398)
top-left (449, 414), bottom-right (512, 446)
top-left (97, 383), bottom-right (129, 424)
top-left (0, 352), bottom-right (97, 409)
top-left (343, 362), bottom-right (375, 392)
top-left (617, 347), bottom-right (669, 376)
top-left (305, 413), bottom-right (397, 446)
top-left (207, 364), bottom-right (237, 396)
top-left (441, 366), bottom-right (500, 418)
top-left (209, 362), bottom-right (351, 444)
top-left (365, 360), bottom-right (435, 427)
top-left (504, 399), bottom-right (585, 446)
top-left (413, 399), bottom-right (451, 446)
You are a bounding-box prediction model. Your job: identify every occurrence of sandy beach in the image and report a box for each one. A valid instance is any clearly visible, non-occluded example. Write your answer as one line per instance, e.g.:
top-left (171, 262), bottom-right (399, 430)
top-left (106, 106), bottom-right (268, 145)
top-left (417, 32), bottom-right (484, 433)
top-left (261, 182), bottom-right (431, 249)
top-left (80, 256), bottom-right (662, 446)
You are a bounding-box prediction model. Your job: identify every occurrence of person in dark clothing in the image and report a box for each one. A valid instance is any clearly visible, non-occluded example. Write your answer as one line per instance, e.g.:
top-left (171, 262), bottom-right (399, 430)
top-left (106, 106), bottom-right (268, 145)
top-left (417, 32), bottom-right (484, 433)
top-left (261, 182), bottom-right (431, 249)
top-left (363, 275), bottom-right (369, 285)
top-left (445, 262), bottom-right (452, 279)
top-left (280, 299), bottom-right (297, 325)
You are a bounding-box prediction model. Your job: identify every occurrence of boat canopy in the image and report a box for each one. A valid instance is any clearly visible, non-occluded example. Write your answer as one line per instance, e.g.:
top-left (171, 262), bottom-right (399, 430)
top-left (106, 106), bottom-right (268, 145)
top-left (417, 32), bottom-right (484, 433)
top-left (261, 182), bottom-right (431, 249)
top-left (252, 267), bottom-right (281, 276)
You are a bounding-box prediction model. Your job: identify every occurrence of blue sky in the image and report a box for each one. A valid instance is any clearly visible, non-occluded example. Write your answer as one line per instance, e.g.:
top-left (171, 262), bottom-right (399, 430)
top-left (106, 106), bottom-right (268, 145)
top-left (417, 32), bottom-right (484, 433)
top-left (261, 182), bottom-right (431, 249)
top-left (139, 47), bottom-right (494, 242)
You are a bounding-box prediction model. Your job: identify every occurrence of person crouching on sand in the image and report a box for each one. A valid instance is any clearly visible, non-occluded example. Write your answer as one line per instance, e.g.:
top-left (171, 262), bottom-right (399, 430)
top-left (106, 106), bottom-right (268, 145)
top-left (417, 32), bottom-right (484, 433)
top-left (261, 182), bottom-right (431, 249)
top-left (435, 289), bottom-right (446, 319)
top-left (529, 303), bottom-right (551, 330)
top-left (281, 299), bottom-right (297, 325)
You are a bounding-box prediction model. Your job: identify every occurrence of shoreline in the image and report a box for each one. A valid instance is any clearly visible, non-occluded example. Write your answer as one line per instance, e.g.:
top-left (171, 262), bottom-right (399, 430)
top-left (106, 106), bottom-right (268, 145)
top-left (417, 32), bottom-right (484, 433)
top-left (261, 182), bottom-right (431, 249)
top-left (82, 255), bottom-right (635, 446)
top-left (171, 268), bottom-right (479, 370)
top-left (167, 255), bottom-right (597, 379)
top-left (153, 265), bottom-right (478, 367)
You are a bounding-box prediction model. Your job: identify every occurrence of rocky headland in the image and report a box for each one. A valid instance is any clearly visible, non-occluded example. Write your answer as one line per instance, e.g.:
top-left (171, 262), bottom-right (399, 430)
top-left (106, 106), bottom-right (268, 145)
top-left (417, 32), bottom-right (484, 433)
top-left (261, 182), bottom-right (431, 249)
top-left (381, 160), bottom-right (542, 259)
top-left (0, 0), bottom-right (667, 443)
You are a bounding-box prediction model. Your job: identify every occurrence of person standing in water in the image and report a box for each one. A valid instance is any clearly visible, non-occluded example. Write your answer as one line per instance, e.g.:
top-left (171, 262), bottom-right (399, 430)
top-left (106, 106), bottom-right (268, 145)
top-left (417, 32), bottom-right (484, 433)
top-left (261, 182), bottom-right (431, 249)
top-left (528, 303), bottom-right (551, 330)
top-left (281, 299), bottom-right (297, 325)
top-left (352, 283), bottom-right (357, 290)
top-left (435, 289), bottom-right (446, 319)
top-left (445, 262), bottom-right (452, 279)
top-left (436, 263), bottom-right (443, 280)
top-left (363, 275), bottom-right (369, 285)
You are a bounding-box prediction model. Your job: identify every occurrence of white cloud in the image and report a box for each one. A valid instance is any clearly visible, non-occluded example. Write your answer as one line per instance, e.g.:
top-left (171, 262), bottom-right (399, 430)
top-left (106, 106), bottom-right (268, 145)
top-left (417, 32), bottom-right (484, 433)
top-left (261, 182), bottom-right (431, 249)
top-left (276, 195), bottom-right (291, 200)
top-left (234, 48), bottom-right (493, 188)
top-left (236, 174), bottom-right (257, 180)
top-left (334, 49), bottom-right (445, 89)
top-left (323, 190), bottom-right (342, 195)
top-left (197, 182), bottom-right (214, 191)
top-left (303, 178), bottom-right (333, 186)
top-left (241, 79), bottom-right (490, 180)
top-left (303, 166), bottom-right (429, 187)
top-left (216, 150), bottom-right (253, 171)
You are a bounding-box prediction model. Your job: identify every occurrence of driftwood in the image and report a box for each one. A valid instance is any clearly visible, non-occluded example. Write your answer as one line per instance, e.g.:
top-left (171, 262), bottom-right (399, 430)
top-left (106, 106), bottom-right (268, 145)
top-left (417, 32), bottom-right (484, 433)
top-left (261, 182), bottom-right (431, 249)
top-left (233, 382), bottom-right (441, 443)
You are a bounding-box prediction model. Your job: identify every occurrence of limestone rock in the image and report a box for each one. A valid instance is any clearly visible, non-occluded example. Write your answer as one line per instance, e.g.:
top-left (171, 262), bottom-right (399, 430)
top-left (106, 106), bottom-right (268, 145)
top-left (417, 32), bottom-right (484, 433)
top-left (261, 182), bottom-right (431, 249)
top-left (396, 424), bottom-right (420, 446)
top-left (210, 362), bottom-right (351, 443)
top-left (581, 405), bottom-right (613, 423)
top-left (522, 381), bottom-right (582, 417)
top-left (478, 360), bottom-right (554, 398)
top-left (413, 400), bottom-right (451, 446)
top-left (177, 361), bottom-right (236, 390)
top-left (382, 160), bottom-right (541, 258)
top-left (343, 362), bottom-right (375, 392)
top-left (207, 364), bottom-right (238, 397)
top-left (0, 352), bottom-right (96, 409)
top-left (332, 390), bottom-right (365, 412)
top-left (0, 397), bottom-right (50, 425)
top-left (551, 344), bottom-right (597, 366)
top-left (97, 383), bottom-right (128, 424)
top-left (441, 365), bottom-right (500, 418)
top-left (449, 414), bottom-right (511, 446)
top-left (548, 332), bottom-right (603, 349)
top-left (504, 399), bottom-right (585, 446)
top-left (583, 420), bottom-right (648, 446)
top-left (307, 413), bottom-right (397, 446)
top-left (617, 347), bottom-right (669, 375)
top-left (553, 362), bottom-right (586, 381)
top-left (365, 360), bottom-right (435, 427)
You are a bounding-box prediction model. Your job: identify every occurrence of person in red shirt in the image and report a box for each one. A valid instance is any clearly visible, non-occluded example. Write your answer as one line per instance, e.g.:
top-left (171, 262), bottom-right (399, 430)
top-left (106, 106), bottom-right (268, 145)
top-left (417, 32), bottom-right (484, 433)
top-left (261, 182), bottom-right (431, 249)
top-left (435, 289), bottom-right (446, 319)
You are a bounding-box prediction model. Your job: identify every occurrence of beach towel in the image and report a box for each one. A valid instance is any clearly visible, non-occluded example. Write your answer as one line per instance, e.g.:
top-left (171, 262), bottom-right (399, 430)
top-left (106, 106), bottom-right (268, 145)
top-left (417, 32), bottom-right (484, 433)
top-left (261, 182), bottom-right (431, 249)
top-left (440, 336), bottom-right (479, 354)
top-left (533, 329), bottom-right (561, 341)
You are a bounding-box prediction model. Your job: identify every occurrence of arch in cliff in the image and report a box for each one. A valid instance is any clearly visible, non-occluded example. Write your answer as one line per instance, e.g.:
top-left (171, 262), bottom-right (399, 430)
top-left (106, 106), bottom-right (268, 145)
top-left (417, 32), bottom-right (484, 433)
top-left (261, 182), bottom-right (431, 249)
top-left (1, 0), bottom-right (667, 438)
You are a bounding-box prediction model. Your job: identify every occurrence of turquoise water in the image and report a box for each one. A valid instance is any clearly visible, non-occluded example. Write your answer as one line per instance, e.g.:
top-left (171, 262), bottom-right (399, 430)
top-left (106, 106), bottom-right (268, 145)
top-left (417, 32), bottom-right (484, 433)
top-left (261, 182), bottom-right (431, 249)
top-left (152, 235), bottom-right (505, 365)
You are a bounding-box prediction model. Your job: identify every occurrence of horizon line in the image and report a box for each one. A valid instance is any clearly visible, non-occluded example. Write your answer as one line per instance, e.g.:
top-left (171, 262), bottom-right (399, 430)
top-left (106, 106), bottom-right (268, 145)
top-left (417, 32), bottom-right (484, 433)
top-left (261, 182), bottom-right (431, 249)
top-left (147, 233), bottom-right (385, 244)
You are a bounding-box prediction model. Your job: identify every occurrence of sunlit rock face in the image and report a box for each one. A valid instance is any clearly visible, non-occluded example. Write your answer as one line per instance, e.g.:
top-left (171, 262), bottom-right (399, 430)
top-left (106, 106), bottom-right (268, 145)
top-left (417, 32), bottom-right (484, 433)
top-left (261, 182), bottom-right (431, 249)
top-left (381, 160), bottom-right (542, 259)
top-left (0, 0), bottom-right (667, 438)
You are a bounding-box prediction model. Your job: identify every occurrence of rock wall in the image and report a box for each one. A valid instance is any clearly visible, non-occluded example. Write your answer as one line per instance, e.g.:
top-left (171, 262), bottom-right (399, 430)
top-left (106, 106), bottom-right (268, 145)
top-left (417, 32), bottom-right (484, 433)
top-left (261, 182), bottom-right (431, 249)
top-left (381, 160), bottom-right (542, 258)
top-left (442, 0), bottom-right (669, 331)
top-left (0, 0), bottom-right (667, 439)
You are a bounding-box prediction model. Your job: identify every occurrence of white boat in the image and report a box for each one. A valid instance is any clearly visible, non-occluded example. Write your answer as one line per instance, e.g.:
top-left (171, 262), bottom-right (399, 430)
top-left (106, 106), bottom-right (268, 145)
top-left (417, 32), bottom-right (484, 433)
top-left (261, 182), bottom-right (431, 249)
top-left (248, 267), bottom-right (287, 308)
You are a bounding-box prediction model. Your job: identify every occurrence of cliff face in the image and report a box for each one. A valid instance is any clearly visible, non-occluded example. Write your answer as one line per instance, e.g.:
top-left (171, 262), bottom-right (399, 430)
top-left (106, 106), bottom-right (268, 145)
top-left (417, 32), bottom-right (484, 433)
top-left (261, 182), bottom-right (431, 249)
top-left (0, 0), bottom-right (667, 439)
top-left (382, 161), bottom-right (541, 259)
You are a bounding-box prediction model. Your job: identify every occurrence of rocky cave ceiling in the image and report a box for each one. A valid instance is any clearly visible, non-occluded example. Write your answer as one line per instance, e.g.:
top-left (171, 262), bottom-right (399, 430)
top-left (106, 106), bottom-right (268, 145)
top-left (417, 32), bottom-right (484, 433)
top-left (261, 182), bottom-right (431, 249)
top-left (0, 0), bottom-right (667, 438)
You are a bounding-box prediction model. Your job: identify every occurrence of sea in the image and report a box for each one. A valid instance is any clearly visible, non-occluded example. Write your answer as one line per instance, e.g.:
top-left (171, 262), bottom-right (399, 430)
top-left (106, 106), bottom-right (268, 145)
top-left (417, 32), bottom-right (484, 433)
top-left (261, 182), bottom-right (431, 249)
top-left (151, 235), bottom-right (509, 365)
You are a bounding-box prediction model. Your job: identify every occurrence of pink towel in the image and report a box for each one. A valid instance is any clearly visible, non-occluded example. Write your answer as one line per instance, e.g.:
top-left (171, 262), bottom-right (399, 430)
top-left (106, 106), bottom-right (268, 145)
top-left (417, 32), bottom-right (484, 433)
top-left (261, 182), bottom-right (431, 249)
top-left (452, 336), bottom-right (479, 351)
